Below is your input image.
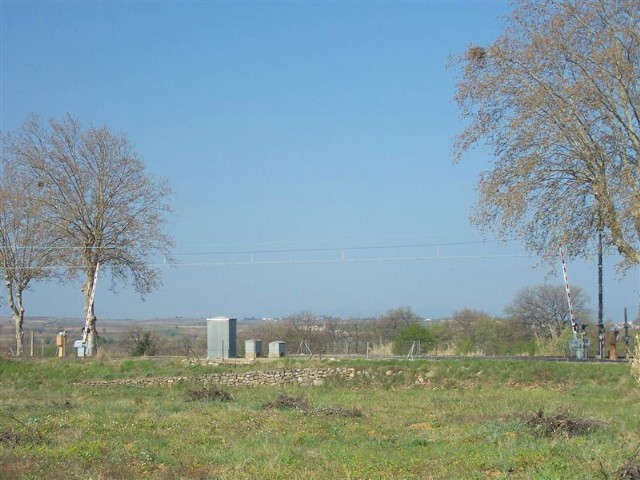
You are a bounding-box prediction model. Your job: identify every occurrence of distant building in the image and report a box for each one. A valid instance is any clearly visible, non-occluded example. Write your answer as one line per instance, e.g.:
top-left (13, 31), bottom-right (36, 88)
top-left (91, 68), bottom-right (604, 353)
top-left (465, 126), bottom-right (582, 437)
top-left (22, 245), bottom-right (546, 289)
top-left (245, 339), bottom-right (263, 360)
top-left (207, 317), bottom-right (237, 359)
top-left (269, 341), bottom-right (285, 358)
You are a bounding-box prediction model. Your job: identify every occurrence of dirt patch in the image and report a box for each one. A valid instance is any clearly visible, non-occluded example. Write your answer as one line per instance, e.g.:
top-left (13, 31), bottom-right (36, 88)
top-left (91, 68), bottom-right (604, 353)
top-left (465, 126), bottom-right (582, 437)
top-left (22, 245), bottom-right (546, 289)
top-left (525, 409), bottom-right (601, 438)
top-left (0, 429), bottom-right (21, 447)
top-left (0, 427), bottom-right (42, 447)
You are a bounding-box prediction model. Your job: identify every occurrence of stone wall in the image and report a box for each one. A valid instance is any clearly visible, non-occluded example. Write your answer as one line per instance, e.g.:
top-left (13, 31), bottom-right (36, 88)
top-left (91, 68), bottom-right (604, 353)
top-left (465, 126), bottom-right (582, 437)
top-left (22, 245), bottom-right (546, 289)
top-left (79, 367), bottom-right (366, 388)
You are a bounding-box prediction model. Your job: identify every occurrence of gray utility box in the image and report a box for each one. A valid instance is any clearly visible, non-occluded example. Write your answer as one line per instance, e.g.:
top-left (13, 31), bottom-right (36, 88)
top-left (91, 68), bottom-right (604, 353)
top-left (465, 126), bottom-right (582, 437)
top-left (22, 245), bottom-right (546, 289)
top-left (245, 339), bottom-right (263, 359)
top-left (207, 317), bottom-right (237, 359)
top-left (268, 341), bottom-right (286, 358)
top-left (73, 340), bottom-right (87, 357)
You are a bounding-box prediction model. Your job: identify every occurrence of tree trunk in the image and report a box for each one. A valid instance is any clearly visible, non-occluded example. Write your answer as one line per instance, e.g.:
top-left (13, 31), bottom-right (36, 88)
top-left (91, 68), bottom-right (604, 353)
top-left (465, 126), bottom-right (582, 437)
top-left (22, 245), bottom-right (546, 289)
top-left (13, 311), bottom-right (24, 357)
top-left (13, 309), bottom-right (24, 357)
top-left (82, 267), bottom-right (99, 356)
top-left (5, 278), bottom-right (24, 356)
top-left (85, 312), bottom-right (97, 356)
top-left (5, 278), bottom-right (24, 357)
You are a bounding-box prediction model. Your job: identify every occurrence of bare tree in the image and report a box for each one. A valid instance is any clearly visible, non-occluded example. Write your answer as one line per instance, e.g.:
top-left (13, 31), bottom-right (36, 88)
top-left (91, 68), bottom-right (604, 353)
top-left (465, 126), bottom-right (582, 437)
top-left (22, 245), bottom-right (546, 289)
top-left (3, 114), bottom-right (174, 355)
top-left (451, 308), bottom-right (493, 353)
top-left (0, 160), bottom-right (58, 355)
top-left (452, 0), bottom-right (640, 270)
top-left (323, 316), bottom-right (343, 355)
top-left (505, 284), bottom-right (592, 338)
top-left (287, 311), bottom-right (321, 355)
top-left (342, 318), bottom-right (364, 355)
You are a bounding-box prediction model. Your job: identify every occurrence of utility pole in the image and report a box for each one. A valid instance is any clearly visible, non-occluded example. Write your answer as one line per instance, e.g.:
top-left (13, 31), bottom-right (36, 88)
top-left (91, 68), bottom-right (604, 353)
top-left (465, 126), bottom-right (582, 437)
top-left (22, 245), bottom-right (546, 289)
top-left (597, 226), bottom-right (604, 359)
top-left (623, 307), bottom-right (630, 355)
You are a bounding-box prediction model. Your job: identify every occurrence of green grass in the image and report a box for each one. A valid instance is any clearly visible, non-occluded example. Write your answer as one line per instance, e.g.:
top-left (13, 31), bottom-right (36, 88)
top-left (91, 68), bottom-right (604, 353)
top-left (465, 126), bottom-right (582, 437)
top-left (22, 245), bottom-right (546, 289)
top-left (1, 356), bottom-right (638, 479)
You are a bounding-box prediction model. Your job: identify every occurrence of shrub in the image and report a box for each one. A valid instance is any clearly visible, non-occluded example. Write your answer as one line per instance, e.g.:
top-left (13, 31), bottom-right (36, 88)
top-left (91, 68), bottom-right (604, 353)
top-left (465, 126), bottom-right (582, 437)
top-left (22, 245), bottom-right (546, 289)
top-left (525, 408), bottom-right (601, 438)
top-left (185, 385), bottom-right (233, 402)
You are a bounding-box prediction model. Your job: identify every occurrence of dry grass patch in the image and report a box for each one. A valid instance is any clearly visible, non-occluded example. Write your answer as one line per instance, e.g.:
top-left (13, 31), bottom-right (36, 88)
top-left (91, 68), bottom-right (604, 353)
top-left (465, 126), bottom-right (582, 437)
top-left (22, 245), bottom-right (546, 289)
top-left (262, 392), bottom-right (363, 418)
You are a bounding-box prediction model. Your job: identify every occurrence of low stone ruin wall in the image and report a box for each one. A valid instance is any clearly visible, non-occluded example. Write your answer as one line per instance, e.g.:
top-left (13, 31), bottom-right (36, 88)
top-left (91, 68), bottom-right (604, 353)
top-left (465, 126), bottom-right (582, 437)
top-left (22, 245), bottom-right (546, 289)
top-left (79, 367), bottom-right (365, 388)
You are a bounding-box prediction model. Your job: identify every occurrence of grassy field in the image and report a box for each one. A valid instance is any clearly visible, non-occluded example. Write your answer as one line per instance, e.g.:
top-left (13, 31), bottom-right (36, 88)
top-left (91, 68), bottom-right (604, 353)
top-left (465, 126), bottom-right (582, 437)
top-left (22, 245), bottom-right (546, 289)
top-left (1, 356), bottom-right (639, 479)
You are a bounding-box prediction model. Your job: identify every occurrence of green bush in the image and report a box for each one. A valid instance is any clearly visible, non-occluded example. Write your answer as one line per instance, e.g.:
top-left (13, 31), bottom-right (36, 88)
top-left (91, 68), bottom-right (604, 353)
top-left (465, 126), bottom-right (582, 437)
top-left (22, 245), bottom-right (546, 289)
top-left (393, 324), bottom-right (434, 355)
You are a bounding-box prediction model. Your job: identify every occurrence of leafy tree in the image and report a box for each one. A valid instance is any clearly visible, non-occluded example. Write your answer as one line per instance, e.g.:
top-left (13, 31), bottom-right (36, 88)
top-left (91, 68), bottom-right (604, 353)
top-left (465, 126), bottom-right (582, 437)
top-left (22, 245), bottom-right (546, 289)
top-left (0, 160), bottom-right (58, 356)
top-left (375, 307), bottom-right (422, 344)
top-left (498, 317), bottom-right (536, 356)
top-left (393, 323), bottom-right (435, 355)
top-left (3, 114), bottom-right (174, 355)
top-left (123, 327), bottom-right (159, 356)
top-left (424, 320), bottom-right (456, 355)
top-left (472, 316), bottom-right (501, 356)
top-left (453, 0), bottom-right (640, 270)
top-left (505, 284), bottom-right (592, 338)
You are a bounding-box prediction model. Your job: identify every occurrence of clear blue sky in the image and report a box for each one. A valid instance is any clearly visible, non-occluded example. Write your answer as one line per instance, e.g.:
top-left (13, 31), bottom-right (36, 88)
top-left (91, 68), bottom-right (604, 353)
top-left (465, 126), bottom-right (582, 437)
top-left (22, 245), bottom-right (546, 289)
top-left (1, 0), bottom-right (638, 323)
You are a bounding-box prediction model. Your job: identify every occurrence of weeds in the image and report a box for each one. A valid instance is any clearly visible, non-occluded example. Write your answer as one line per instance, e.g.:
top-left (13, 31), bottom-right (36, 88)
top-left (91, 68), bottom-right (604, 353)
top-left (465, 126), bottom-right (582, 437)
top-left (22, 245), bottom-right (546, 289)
top-left (615, 462), bottom-right (640, 480)
top-left (263, 392), bottom-right (311, 411)
top-left (185, 385), bottom-right (233, 402)
top-left (0, 411), bottom-right (43, 447)
top-left (612, 442), bottom-right (640, 480)
top-left (1, 357), bottom-right (638, 479)
top-left (262, 392), bottom-right (364, 418)
top-left (526, 408), bottom-right (601, 438)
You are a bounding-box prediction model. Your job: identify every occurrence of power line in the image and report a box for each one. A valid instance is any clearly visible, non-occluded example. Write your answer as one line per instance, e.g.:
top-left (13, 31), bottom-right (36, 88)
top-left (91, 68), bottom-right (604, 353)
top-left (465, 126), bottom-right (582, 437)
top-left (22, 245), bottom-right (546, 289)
top-left (2, 237), bottom-right (519, 254)
top-left (3, 252), bottom-right (533, 270)
top-left (1, 237), bottom-right (528, 270)
top-left (173, 239), bottom-right (516, 256)
top-left (159, 252), bottom-right (533, 267)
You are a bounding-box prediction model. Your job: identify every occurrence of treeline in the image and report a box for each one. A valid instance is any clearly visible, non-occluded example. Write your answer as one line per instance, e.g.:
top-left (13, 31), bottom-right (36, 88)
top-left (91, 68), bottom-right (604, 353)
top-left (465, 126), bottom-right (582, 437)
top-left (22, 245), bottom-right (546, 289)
top-left (112, 285), bottom-right (636, 359)
top-left (230, 306), bottom-right (623, 359)
top-left (233, 308), bottom-right (538, 357)
top-left (18, 284), bottom-right (634, 359)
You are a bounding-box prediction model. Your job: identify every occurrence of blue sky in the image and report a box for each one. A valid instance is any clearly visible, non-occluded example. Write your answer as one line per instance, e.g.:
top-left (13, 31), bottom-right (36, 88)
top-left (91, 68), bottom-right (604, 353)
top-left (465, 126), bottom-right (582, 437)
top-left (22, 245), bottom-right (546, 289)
top-left (1, 0), bottom-right (638, 323)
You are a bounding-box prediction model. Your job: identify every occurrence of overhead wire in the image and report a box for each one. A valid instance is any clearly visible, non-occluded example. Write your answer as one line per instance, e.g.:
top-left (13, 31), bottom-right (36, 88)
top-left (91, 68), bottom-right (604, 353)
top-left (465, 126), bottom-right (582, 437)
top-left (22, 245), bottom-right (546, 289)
top-left (1, 237), bottom-right (532, 270)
